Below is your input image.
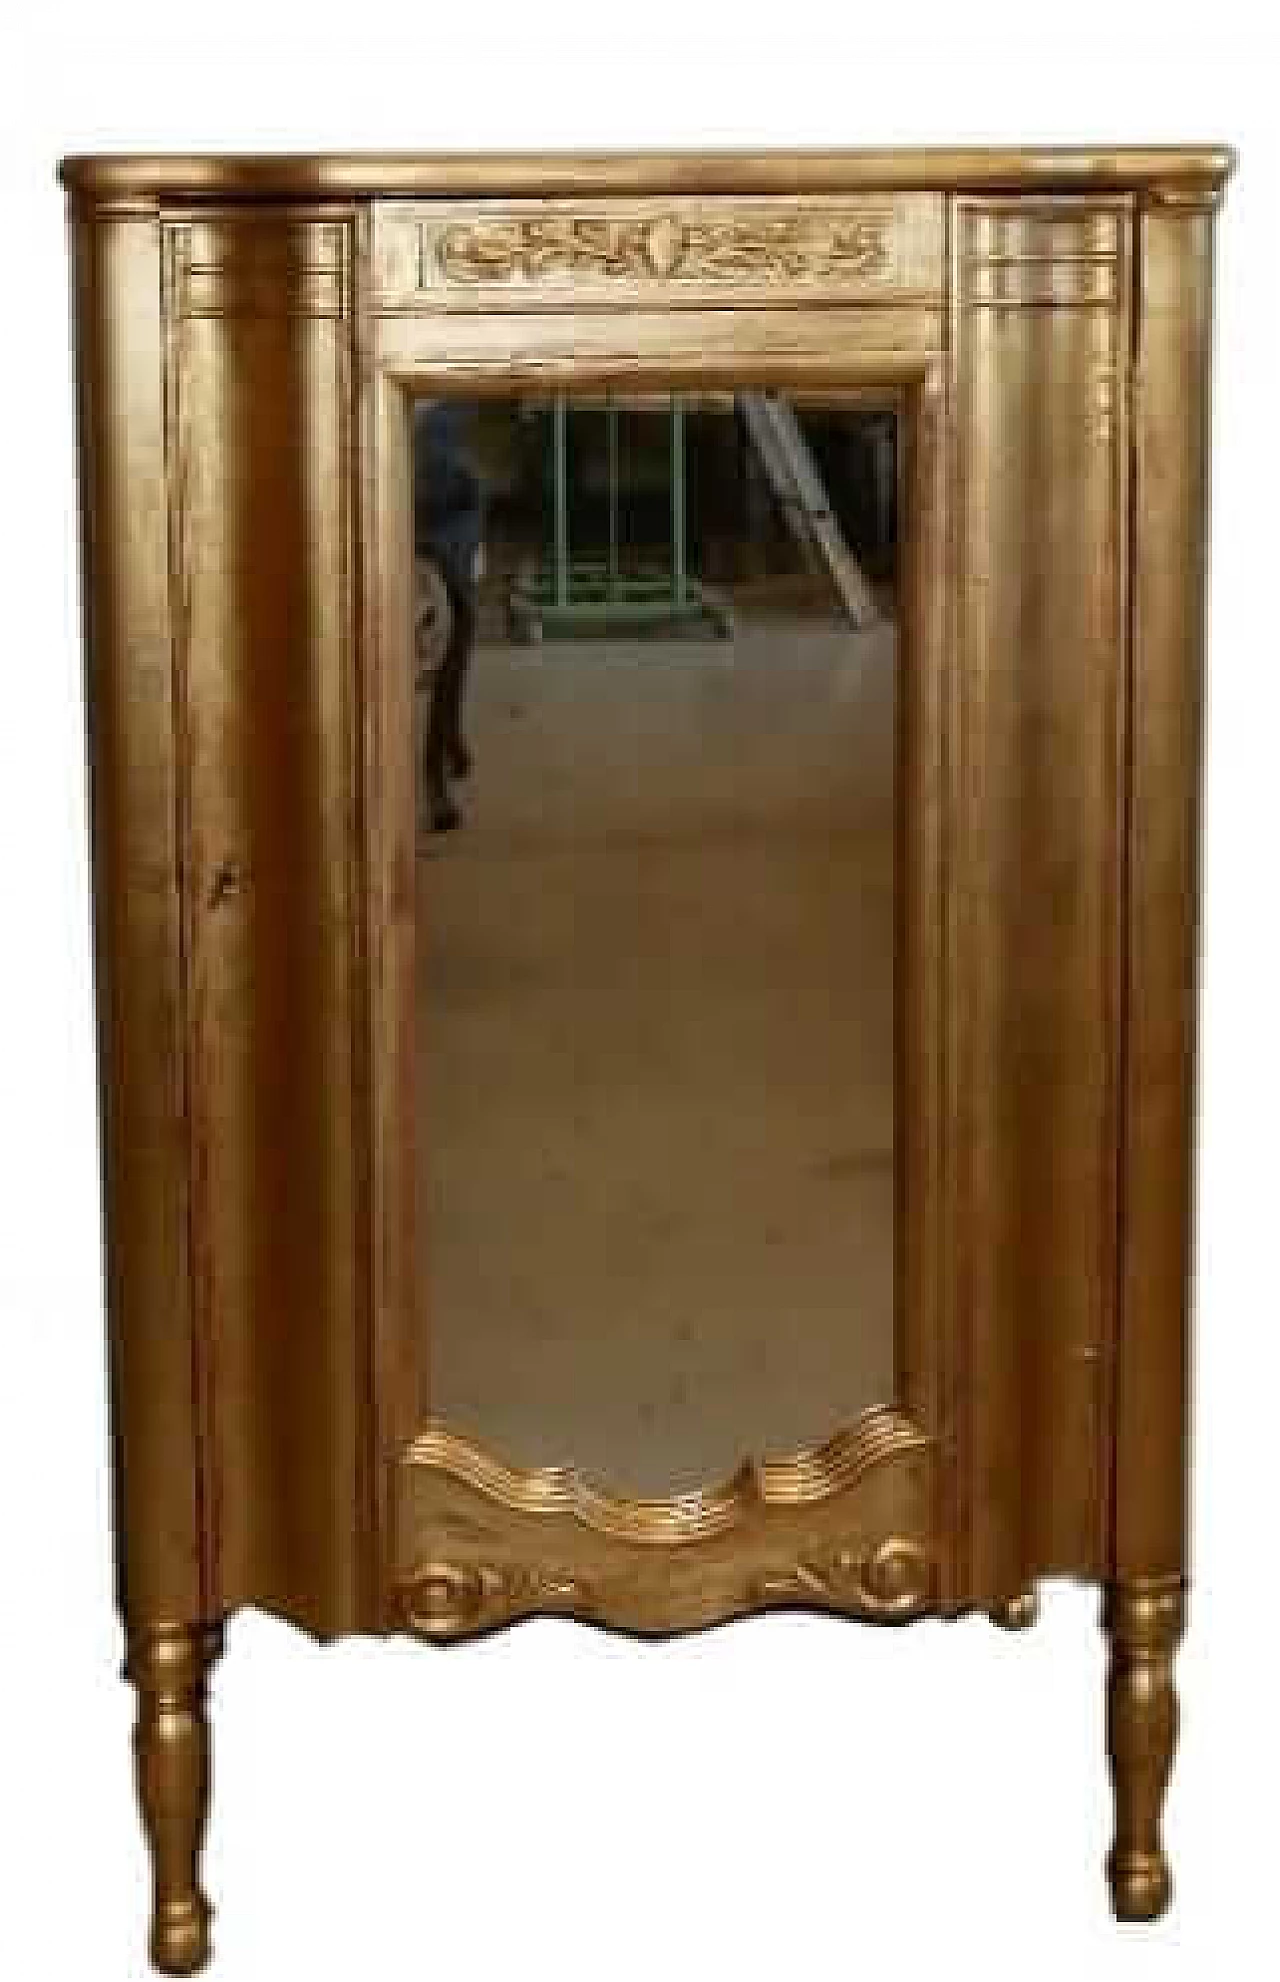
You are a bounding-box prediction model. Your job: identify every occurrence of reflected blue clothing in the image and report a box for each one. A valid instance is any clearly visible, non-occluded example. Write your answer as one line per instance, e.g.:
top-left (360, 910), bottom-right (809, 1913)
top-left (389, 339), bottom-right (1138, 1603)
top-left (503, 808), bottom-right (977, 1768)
top-left (413, 401), bottom-right (483, 600)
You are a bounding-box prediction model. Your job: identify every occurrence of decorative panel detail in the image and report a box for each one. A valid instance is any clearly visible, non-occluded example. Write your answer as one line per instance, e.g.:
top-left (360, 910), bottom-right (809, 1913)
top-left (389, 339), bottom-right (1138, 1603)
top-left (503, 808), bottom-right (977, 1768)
top-left (396, 1408), bottom-right (937, 1638)
top-left (370, 194), bottom-right (944, 312)
top-left (169, 218), bottom-right (349, 319)
top-left (958, 204), bottom-right (1123, 310)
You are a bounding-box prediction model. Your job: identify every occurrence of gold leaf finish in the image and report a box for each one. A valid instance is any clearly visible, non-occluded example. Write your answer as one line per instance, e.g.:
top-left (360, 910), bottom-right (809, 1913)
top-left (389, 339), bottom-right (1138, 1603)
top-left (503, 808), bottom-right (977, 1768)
top-left (951, 195), bottom-right (1133, 1591)
top-left (404, 1406), bottom-right (926, 1541)
top-left (371, 193), bottom-right (943, 313)
top-left (1105, 1581), bottom-right (1186, 1920)
top-left (58, 146), bottom-right (1236, 205)
top-left (434, 208), bottom-right (891, 285)
top-left (958, 204), bottom-right (1123, 309)
top-left (989, 1587), bottom-right (1040, 1630)
top-left (169, 218), bottom-right (348, 318)
top-left (397, 1410), bottom-right (937, 1639)
top-left (127, 1625), bottom-right (222, 1976)
top-left (61, 150), bottom-right (1230, 1961)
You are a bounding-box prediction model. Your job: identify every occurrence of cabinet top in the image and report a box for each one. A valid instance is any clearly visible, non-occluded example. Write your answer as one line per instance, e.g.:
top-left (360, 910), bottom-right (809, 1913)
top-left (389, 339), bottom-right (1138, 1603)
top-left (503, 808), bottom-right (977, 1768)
top-left (59, 145), bottom-right (1235, 208)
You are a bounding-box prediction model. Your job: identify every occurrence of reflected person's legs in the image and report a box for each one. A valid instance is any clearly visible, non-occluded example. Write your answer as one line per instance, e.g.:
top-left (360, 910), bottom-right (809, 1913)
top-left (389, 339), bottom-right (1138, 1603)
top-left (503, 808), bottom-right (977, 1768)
top-left (424, 583), bottom-right (476, 833)
top-left (444, 586), bottom-right (475, 781)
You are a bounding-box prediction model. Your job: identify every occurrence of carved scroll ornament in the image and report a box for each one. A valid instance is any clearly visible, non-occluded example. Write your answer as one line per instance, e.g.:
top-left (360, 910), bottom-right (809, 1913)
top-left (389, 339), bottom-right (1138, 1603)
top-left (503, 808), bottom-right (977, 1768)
top-left (401, 1536), bottom-right (934, 1641)
top-left (396, 1409), bottom-right (938, 1640)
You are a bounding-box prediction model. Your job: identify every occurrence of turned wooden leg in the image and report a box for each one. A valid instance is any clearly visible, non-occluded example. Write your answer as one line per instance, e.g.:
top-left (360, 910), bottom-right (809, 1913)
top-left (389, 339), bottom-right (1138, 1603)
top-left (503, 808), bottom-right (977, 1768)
top-left (1104, 1581), bottom-right (1185, 1920)
top-left (126, 1622), bottom-right (223, 1974)
top-left (989, 1585), bottom-right (1039, 1630)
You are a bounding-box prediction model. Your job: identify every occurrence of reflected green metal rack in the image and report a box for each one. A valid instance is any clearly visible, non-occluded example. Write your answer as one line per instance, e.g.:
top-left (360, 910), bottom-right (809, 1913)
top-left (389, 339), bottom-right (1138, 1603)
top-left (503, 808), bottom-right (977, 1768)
top-left (507, 395), bottom-right (734, 642)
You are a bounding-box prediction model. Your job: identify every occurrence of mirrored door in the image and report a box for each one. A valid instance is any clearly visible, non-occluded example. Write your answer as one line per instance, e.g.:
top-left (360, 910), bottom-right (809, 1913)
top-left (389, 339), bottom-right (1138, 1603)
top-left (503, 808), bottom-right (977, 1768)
top-left (411, 388), bottom-right (901, 1497)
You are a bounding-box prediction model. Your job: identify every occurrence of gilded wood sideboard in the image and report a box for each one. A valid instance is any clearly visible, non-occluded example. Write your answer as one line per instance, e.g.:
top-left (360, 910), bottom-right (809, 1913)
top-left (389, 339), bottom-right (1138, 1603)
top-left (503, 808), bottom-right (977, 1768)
top-left (61, 146), bottom-right (1231, 1972)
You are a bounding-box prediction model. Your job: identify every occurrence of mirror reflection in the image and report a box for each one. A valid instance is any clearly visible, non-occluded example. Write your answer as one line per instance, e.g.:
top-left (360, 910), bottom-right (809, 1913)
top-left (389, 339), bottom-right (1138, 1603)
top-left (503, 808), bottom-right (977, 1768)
top-left (413, 391), bottom-right (898, 1494)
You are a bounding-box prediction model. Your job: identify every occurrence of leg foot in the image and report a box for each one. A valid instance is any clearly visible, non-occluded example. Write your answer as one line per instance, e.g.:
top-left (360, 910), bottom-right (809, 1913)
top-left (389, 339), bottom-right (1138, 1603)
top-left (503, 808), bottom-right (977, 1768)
top-left (127, 1623), bottom-right (223, 1975)
top-left (1104, 1581), bottom-right (1184, 1921)
top-left (989, 1586), bottom-right (1039, 1630)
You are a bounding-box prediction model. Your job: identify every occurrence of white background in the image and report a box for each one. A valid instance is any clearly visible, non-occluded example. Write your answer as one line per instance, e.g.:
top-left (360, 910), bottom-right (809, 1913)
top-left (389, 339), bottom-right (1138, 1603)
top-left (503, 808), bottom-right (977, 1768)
top-left (1, 7), bottom-right (1276, 1977)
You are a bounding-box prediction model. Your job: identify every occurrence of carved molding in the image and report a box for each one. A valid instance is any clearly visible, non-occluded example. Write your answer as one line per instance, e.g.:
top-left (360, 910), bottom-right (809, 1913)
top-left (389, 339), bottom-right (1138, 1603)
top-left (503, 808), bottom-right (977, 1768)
top-left (403, 1407), bottom-right (926, 1542)
top-left (435, 209), bottom-right (892, 286)
top-left (1145, 184), bottom-right (1225, 214)
top-left (370, 194), bottom-right (945, 314)
top-left (958, 201), bottom-right (1125, 311)
top-left (396, 1407), bottom-right (938, 1640)
top-left (402, 1536), bottom-right (935, 1641)
top-left (402, 1561), bottom-right (584, 1638)
top-left (1091, 364), bottom-right (1122, 446)
top-left (167, 219), bottom-right (349, 320)
top-left (749, 1536), bottom-right (935, 1622)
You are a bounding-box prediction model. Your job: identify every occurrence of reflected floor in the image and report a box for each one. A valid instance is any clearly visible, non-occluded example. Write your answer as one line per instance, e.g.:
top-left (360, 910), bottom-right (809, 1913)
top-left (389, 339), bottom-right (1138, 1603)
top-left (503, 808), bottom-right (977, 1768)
top-left (416, 616), bottom-right (896, 1495)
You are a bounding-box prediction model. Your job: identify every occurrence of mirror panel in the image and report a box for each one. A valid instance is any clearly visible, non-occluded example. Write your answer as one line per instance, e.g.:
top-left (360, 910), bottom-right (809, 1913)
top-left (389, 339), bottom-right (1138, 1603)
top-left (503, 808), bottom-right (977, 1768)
top-left (413, 392), bottom-right (898, 1494)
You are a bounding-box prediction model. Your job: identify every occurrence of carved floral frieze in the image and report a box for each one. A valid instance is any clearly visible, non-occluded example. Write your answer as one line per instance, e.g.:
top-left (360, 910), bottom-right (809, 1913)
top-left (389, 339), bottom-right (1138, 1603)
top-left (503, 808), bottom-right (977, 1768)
top-left (434, 209), bottom-right (892, 287)
top-left (370, 194), bottom-right (945, 312)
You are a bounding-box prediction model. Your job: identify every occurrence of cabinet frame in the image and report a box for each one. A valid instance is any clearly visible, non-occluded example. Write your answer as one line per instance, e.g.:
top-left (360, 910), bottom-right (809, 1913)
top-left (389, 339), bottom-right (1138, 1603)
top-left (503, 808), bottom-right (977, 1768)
top-left (61, 146), bottom-right (1230, 1966)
